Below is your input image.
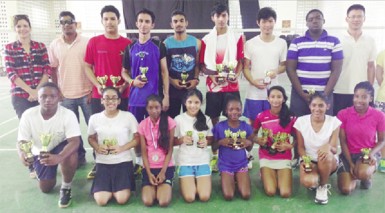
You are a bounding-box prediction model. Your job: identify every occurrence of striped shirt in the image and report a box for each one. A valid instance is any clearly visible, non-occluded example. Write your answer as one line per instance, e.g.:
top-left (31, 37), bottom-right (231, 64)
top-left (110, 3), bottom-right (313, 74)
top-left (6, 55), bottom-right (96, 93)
top-left (5, 40), bottom-right (51, 98)
top-left (287, 30), bottom-right (343, 91)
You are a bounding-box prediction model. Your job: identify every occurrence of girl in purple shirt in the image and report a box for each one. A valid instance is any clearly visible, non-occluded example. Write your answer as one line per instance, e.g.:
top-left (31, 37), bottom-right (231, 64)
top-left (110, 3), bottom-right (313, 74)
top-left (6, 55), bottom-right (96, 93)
top-left (337, 81), bottom-right (385, 195)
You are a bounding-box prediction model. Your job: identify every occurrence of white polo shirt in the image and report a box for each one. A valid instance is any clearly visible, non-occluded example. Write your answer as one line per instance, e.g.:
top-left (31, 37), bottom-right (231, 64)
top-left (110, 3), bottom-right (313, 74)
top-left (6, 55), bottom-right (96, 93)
top-left (376, 50), bottom-right (385, 102)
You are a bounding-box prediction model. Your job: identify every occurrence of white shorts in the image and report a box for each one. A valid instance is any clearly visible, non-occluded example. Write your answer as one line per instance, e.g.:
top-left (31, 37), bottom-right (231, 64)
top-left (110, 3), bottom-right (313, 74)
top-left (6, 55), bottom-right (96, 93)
top-left (259, 159), bottom-right (292, 170)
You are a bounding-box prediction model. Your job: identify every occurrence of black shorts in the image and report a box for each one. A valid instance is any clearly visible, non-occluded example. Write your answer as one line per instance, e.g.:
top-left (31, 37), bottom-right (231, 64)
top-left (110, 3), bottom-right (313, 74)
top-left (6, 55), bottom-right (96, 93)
top-left (337, 153), bottom-right (380, 174)
top-left (333, 93), bottom-right (353, 116)
top-left (167, 96), bottom-right (187, 118)
top-left (142, 166), bottom-right (175, 187)
top-left (205, 91), bottom-right (240, 118)
top-left (91, 161), bottom-right (135, 193)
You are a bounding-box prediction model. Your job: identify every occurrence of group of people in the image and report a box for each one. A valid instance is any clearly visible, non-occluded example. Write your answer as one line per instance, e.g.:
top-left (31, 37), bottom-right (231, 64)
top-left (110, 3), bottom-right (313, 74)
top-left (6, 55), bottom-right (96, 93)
top-left (5, 2), bottom-right (385, 209)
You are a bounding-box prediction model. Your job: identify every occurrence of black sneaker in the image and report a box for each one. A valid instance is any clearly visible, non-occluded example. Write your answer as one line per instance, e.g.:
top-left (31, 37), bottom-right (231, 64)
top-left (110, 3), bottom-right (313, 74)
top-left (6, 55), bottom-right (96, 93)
top-left (58, 188), bottom-right (72, 208)
top-left (360, 179), bottom-right (372, 189)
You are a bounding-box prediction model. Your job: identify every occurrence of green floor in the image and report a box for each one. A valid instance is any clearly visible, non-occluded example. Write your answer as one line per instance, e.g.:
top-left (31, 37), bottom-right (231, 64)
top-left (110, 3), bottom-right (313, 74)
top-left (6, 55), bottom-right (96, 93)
top-left (1, 76), bottom-right (384, 213)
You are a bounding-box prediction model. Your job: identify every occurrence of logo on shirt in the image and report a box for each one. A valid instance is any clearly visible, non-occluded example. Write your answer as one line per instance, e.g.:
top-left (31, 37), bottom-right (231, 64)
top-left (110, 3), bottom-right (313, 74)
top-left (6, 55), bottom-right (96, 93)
top-left (170, 53), bottom-right (195, 73)
top-left (136, 51), bottom-right (149, 60)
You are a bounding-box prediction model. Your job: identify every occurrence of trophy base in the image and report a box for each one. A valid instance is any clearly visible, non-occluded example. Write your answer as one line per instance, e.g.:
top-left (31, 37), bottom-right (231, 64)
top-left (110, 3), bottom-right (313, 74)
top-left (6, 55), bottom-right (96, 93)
top-left (140, 77), bottom-right (148, 83)
top-left (362, 158), bottom-right (370, 164)
top-left (197, 143), bottom-right (205, 149)
top-left (227, 75), bottom-right (236, 81)
top-left (39, 151), bottom-right (49, 159)
top-left (217, 77), bottom-right (226, 84)
top-left (263, 76), bottom-right (271, 84)
top-left (186, 143), bottom-right (193, 146)
top-left (179, 82), bottom-right (187, 86)
top-left (26, 156), bottom-right (35, 163)
top-left (268, 148), bottom-right (277, 155)
top-left (304, 167), bottom-right (312, 173)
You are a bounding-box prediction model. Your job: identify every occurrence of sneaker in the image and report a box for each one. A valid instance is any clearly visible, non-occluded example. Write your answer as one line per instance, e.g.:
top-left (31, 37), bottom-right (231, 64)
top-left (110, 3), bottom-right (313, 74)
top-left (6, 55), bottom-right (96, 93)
top-left (58, 188), bottom-right (72, 208)
top-left (28, 165), bottom-right (36, 179)
top-left (379, 159), bottom-right (385, 173)
top-left (360, 179), bottom-right (372, 189)
top-left (134, 164), bottom-right (143, 179)
top-left (247, 155), bottom-right (254, 169)
top-left (210, 156), bottom-right (219, 173)
top-left (315, 184), bottom-right (331, 205)
top-left (87, 165), bottom-right (96, 179)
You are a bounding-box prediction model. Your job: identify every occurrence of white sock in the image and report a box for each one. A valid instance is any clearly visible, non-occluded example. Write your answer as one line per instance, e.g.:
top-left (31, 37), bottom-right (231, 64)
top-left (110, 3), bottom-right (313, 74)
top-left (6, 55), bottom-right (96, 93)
top-left (136, 156), bottom-right (143, 166)
top-left (61, 181), bottom-right (72, 189)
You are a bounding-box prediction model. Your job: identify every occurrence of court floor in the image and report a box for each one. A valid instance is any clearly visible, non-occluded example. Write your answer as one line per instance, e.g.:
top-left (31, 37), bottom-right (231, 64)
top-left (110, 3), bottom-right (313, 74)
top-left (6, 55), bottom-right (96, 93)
top-left (0, 76), bottom-right (384, 213)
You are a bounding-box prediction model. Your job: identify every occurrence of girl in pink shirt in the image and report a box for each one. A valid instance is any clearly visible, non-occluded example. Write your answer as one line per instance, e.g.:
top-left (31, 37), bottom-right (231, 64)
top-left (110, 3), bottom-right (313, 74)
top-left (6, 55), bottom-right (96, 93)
top-left (337, 81), bottom-right (385, 195)
top-left (253, 86), bottom-right (296, 198)
top-left (138, 94), bottom-right (176, 207)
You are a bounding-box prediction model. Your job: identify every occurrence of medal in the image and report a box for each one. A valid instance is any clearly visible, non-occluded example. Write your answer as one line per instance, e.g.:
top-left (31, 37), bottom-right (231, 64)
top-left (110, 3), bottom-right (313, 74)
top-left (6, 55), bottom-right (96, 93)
top-left (152, 154), bottom-right (159, 162)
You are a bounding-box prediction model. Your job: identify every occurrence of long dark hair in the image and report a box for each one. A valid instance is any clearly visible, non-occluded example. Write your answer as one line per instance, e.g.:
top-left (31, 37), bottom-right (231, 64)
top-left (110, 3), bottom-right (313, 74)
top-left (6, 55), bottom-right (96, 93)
top-left (268, 86), bottom-right (293, 128)
top-left (184, 89), bottom-right (208, 131)
top-left (354, 81), bottom-right (375, 107)
top-left (146, 94), bottom-right (169, 153)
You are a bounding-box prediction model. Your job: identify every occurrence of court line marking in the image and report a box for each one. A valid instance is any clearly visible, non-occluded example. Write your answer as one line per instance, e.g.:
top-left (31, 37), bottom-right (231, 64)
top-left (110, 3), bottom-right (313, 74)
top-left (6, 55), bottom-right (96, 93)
top-left (0, 127), bottom-right (18, 139)
top-left (0, 116), bottom-right (17, 126)
top-left (0, 95), bottom-right (11, 101)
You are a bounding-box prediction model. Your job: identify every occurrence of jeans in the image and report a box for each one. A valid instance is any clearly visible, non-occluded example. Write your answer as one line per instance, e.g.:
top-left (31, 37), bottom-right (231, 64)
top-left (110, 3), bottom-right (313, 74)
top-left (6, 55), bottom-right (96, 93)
top-left (61, 95), bottom-right (91, 160)
top-left (11, 95), bottom-right (39, 119)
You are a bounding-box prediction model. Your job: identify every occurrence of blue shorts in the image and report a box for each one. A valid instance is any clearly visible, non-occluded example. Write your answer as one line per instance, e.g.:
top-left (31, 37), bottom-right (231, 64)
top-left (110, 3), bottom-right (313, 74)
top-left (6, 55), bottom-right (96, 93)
top-left (142, 166), bottom-right (175, 187)
top-left (91, 161), bottom-right (135, 193)
top-left (178, 164), bottom-right (211, 178)
top-left (34, 141), bottom-right (68, 180)
top-left (222, 167), bottom-right (248, 176)
top-left (243, 99), bottom-right (270, 120)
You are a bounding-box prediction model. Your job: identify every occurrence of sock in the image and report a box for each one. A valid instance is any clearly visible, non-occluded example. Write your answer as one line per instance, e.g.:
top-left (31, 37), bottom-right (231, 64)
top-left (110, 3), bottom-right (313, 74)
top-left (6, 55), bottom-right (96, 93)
top-left (136, 156), bottom-right (143, 166)
top-left (61, 181), bottom-right (72, 189)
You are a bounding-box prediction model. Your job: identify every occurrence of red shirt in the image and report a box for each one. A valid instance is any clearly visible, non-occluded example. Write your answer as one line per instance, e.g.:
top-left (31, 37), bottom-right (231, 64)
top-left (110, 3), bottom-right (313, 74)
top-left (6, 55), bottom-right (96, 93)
top-left (5, 40), bottom-right (51, 98)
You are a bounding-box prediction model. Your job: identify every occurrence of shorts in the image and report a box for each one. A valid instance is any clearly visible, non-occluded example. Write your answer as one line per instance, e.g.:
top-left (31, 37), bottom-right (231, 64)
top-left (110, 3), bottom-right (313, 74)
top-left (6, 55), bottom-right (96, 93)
top-left (259, 159), bottom-right (291, 170)
top-left (221, 167), bottom-right (248, 176)
top-left (205, 91), bottom-right (240, 118)
top-left (243, 99), bottom-right (270, 120)
top-left (178, 164), bottom-right (211, 178)
top-left (333, 93), bottom-right (353, 116)
top-left (34, 141), bottom-right (68, 180)
top-left (167, 96), bottom-right (187, 119)
top-left (129, 106), bottom-right (148, 123)
top-left (337, 153), bottom-right (380, 174)
top-left (142, 166), bottom-right (175, 187)
top-left (91, 161), bottom-right (135, 193)
top-left (375, 101), bottom-right (385, 113)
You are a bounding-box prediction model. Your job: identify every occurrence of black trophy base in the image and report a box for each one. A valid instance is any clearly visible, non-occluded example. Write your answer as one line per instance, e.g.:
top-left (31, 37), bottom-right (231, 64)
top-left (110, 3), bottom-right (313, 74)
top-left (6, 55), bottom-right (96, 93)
top-left (39, 151), bottom-right (49, 159)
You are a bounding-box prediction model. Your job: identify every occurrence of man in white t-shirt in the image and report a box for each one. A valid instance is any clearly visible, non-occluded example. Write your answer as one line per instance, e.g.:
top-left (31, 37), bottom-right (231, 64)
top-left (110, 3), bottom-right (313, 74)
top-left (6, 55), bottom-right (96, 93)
top-left (333, 4), bottom-right (376, 115)
top-left (243, 7), bottom-right (287, 127)
top-left (17, 82), bottom-right (81, 208)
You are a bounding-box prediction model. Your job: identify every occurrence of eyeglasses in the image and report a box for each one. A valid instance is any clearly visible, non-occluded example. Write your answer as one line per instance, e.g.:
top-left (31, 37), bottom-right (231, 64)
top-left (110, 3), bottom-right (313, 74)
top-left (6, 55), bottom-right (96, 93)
top-left (60, 19), bottom-right (76, 25)
top-left (102, 97), bottom-right (119, 102)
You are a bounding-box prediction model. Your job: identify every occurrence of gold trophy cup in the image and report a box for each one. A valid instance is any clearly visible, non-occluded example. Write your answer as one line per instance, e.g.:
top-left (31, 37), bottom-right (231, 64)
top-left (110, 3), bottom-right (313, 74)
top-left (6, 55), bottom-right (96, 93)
top-left (216, 64), bottom-right (226, 84)
top-left (186, 131), bottom-right (193, 146)
top-left (231, 132), bottom-right (240, 149)
top-left (307, 88), bottom-right (316, 95)
top-left (302, 155), bottom-right (312, 172)
top-left (361, 148), bottom-right (371, 164)
top-left (39, 133), bottom-right (52, 159)
top-left (263, 71), bottom-right (273, 84)
top-left (103, 138), bottom-right (118, 155)
top-left (180, 72), bottom-right (189, 86)
top-left (197, 133), bottom-right (205, 148)
top-left (260, 128), bottom-right (271, 149)
top-left (139, 67), bottom-right (149, 82)
top-left (110, 75), bottom-right (121, 88)
top-left (19, 140), bottom-right (34, 163)
top-left (96, 75), bottom-right (108, 89)
top-left (227, 61), bottom-right (237, 81)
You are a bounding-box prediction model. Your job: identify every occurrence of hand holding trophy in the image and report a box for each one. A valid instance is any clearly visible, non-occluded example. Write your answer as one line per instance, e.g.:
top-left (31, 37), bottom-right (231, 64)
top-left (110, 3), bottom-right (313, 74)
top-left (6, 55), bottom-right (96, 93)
top-left (180, 72), bottom-right (189, 86)
top-left (96, 75), bottom-right (108, 89)
top-left (185, 131), bottom-right (193, 146)
top-left (39, 133), bottom-right (52, 159)
top-left (103, 138), bottom-right (118, 155)
top-left (260, 128), bottom-right (272, 149)
top-left (216, 64), bottom-right (226, 84)
top-left (227, 61), bottom-right (237, 81)
top-left (19, 140), bottom-right (34, 163)
top-left (361, 148), bottom-right (371, 164)
top-left (224, 129), bottom-right (232, 146)
top-left (231, 132), bottom-right (241, 150)
top-left (263, 71), bottom-right (274, 84)
top-left (110, 75), bottom-right (121, 88)
top-left (197, 133), bottom-right (206, 148)
top-left (302, 155), bottom-right (312, 172)
top-left (139, 67), bottom-right (149, 82)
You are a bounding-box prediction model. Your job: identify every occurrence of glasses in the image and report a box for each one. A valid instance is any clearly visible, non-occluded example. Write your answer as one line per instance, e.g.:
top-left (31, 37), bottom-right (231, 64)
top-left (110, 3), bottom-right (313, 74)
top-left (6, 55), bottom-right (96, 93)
top-left (102, 97), bottom-right (119, 102)
top-left (60, 19), bottom-right (75, 25)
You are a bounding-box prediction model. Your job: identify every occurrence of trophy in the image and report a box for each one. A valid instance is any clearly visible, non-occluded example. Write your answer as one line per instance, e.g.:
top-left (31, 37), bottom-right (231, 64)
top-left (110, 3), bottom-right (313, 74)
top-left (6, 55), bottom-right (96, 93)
top-left (110, 75), bottom-right (121, 88)
top-left (197, 133), bottom-right (205, 148)
top-left (103, 138), bottom-right (118, 155)
top-left (216, 64), bottom-right (226, 84)
top-left (19, 140), bottom-right (34, 163)
top-left (269, 133), bottom-right (279, 155)
top-left (139, 67), bottom-right (149, 82)
top-left (186, 131), bottom-right (193, 146)
top-left (231, 132), bottom-right (241, 150)
top-left (302, 155), bottom-right (312, 172)
top-left (96, 75), bottom-right (108, 89)
top-left (361, 148), bottom-right (371, 164)
top-left (180, 72), bottom-right (189, 86)
top-left (260, 128), bottom-right (272, 149)
top-left (277, 132), bottom-right (289, 153)
top-left (227, 61), bottom-right (237, 81)
top-left (39, 133), bottom-right (52, 159)
top-left (307, 88), bottom-right (316, 95)
top-left (263, 71), bottom-right (273, 84)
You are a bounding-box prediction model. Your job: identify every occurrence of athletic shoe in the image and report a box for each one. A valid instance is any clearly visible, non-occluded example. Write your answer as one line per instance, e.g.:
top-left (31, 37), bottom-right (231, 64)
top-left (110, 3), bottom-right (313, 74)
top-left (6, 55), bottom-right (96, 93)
top-left (210, 156), bottom-right (219, 173)
top-left (360, 179), bottom-right (372, 189)
top-left (379, 159), bottom-right (385, 173)
top-left (134, 164), bottom-right (143, 179)
top-left (58, 188), bottom-right (72, 208)
top-left (314, 184), bottom-right (331, 205)
top-left (28, 165), bottom-right (36, 179)
top-left (87, 165), bottom-right (96, 179)
top-left (291, 158), bottom-right (299, 169)
top-left (247, 154), bottom-right (254, 169)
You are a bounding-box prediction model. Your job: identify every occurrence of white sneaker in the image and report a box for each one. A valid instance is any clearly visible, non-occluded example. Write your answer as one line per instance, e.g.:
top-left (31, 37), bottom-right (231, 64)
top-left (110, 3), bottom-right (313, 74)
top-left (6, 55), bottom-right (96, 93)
top-left (315, 184), bottom-right (331, 204)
